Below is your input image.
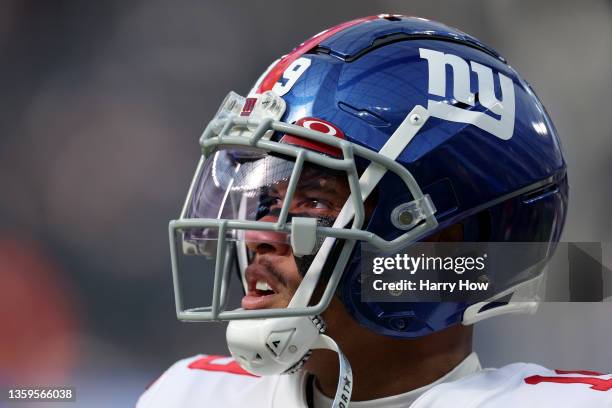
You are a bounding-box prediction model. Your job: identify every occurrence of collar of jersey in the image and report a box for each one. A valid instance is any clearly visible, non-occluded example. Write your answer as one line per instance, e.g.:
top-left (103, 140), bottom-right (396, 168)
top-left (311, 352), bottom-right (482, 408)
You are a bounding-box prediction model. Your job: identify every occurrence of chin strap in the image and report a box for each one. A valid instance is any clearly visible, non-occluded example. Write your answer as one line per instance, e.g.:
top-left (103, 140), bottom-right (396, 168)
top-left (311, 334), bottom-right (353, 408)
top-left (228, 314), bottom-right (352, 406)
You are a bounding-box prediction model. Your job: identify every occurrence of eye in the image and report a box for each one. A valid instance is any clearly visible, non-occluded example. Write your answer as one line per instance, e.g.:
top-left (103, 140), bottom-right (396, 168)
top-left (304, 198), bottom-right (332, 210)
top-left (270, 197), bottom-right (282, 208)
top-left (312, 199), bottom-right (328, 209)
top-left (261, 195), bottom-right (282, 208)
top-left (255, 195), bottom-right (283, 220)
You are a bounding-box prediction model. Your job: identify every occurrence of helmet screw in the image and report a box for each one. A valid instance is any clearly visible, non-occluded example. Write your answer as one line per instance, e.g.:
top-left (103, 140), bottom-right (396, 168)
top-left (478, 274), bottom-right (490, 284)
top-left (288, 345), bottom-right (298, 353)
top-left (389, 288), bottom-right (403, 296)
top-left (389, 317), bottom-right (408, 330)
top-left (409, 113), bottom-right (422, 125)
top-left (399, 210), bottom-right (414, 226)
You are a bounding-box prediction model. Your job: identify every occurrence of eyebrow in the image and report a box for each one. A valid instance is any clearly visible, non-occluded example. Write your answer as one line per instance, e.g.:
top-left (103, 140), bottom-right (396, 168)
top-left (299, 178), bottom-right (343, 195)
top-left (269, 177), bottom-right (343, 197)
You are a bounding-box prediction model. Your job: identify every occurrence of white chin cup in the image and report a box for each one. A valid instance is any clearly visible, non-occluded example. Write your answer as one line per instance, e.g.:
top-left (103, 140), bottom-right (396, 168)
top-left (226, 316), bottom-right (321, 376)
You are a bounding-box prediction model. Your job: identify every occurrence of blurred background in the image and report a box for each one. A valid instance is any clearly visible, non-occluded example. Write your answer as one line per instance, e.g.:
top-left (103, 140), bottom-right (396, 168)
top-left (1, 0), bottom-right (611, 406)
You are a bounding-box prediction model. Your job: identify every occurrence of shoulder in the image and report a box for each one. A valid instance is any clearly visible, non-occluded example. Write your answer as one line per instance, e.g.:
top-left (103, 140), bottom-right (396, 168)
top-left (135, 355), bottom-right (277, 408)
top-left (414, 362), bottom-right (612, 408)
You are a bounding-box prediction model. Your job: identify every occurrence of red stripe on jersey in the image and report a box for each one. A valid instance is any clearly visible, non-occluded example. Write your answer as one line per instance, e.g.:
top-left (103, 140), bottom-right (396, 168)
top-left (525, 375), bottom-right (612, 391)
top-left (555, 369), bottom-right (605, 376)
top-left (188, 355), bottom-right (259, 377)
top-left (256, 15), bottom-right (379, 93)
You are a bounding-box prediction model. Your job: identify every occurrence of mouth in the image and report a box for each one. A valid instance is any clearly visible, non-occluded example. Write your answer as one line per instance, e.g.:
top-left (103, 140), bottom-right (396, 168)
top-left (241, 264), bottom-right (283, 310)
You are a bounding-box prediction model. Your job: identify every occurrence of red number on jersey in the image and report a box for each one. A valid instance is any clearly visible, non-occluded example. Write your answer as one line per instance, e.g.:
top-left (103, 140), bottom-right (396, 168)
top-left (188, 355), bottom-right (259, 377)
top-left (525, 370), bottom-right (612, 392)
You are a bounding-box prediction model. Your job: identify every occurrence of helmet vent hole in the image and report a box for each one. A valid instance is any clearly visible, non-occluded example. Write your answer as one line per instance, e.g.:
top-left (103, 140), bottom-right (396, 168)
top-left (451, 99), bottom-right (471, 109)
top-left (477, 294), bottom-right (513, 313)
top-left (380, 14), bottom-right (402, 21)
top-left (451, 93), bottom-right (479, 109)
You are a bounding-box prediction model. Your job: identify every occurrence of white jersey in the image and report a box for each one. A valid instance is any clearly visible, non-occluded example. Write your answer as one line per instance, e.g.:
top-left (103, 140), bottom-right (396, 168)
top-left (136, 354), bottom-right (612, 408)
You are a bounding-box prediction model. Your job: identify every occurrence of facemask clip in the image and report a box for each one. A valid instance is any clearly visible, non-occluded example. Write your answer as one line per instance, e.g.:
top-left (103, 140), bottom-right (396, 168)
top-left (290, 217), bottom-right (318, 257)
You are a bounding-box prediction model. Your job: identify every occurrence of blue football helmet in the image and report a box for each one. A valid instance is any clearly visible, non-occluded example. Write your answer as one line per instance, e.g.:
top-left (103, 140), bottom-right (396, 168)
top-left (168, 15), bottom-right (568, 377)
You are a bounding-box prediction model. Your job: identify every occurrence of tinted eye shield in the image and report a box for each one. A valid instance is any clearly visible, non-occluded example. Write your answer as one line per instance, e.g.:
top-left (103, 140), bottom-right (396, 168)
top-left (168, 93), bottom-right (437, 321)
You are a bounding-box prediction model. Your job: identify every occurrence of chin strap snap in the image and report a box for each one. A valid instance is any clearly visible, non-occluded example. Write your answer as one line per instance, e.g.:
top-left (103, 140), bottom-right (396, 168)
top-left (312, 334), bottom-right (353, 408)
top-left (283, 315), bottom-right (327, 375)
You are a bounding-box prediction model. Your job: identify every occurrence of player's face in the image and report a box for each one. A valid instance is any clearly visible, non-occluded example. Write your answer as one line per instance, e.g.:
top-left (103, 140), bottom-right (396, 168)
top-left (241, 168), bottom-right (351, 310)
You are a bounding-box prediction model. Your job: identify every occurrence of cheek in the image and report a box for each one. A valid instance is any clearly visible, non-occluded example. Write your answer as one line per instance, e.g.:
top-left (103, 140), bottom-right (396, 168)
top-left (278, 256), bottom-right (303, 289)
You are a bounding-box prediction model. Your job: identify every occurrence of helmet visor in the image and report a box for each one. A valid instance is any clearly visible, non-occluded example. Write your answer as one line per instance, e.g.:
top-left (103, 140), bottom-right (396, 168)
top-left (183, 146), bottom-right (351, 247)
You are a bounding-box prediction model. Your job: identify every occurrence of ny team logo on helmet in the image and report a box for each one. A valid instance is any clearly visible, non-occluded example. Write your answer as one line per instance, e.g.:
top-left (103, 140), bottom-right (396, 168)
top-left (419, 48), bottom-right (516, 140)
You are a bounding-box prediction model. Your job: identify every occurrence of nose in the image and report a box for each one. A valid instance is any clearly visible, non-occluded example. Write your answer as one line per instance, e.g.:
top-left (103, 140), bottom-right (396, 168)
top-left (244, 216), bottom-right (291, 255)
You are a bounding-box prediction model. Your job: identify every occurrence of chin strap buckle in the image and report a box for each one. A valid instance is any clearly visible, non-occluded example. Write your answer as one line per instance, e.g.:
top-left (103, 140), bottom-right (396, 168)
top-left (283, 315), bottom-right (327, 375)
top-left (284, 350), bottom-right (312, 375)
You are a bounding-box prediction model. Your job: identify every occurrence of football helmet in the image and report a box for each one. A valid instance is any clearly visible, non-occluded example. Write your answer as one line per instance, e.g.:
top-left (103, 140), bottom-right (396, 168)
top-left (168, 15), bottom-right (567, 383)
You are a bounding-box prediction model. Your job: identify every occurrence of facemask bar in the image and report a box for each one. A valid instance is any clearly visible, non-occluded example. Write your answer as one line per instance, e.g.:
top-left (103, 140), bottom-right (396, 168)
top-left (169, 98), bottom-right (438, 321)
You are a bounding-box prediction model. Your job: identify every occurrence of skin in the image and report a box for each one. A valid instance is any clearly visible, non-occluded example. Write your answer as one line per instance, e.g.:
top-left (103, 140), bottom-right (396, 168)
top-left (242, 169), bottom-right (472, 401)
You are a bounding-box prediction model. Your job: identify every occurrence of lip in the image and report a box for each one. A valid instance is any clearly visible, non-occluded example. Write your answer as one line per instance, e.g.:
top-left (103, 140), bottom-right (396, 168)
top-left (241, 293), bottom-right (277, 309)
top-left (241, 263), bottom-right (283, 310)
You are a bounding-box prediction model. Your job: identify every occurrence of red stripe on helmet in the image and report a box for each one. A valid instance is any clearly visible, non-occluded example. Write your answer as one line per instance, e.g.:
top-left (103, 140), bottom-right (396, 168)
top-left (280, 117), bottom-right (345, 157)
top-left (257, 15), bottom-right (380, 93)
